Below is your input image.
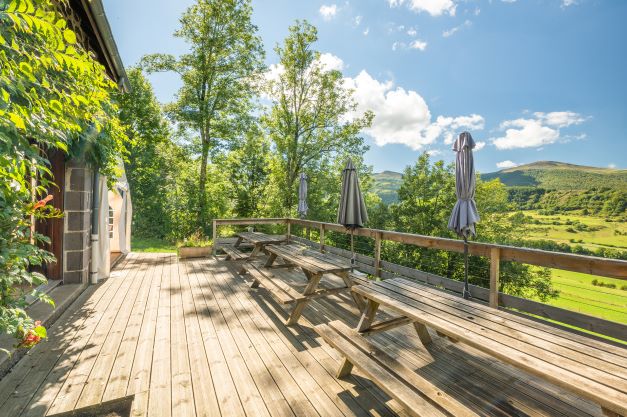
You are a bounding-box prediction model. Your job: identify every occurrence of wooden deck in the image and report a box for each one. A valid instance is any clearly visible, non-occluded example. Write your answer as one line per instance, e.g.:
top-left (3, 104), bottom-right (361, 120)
top-left (0, 252), bottom-right (612, 417)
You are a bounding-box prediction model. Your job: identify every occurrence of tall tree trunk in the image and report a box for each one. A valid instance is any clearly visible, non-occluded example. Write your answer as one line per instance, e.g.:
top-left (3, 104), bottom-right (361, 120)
top-left (198, 138), bottom-right (210, 235)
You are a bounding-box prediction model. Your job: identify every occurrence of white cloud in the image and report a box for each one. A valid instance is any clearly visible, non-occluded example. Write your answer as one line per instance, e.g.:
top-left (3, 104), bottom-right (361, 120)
top-left (318, 52), bottom-right (345, 71)
top-left (496, 160), bottom-right (519, 169)
top-left (319, 4), bottom-right (338, 20)
top-left (353, 15), bottom-right (363, 26)
top-left (426, 149), bottom-right (443, 156)
top-left (407, 27), bottom-right (417, 36)
top-left (388, 0), bottom-right (456, 17)
top-left (608, 163), bottom-right (617, 169)
top-left (344, 70), bottom-right (484, 150)
top-left (533, 111), bottom-right (587, 128)
top-left (501, 0), bottom-right (517, 3)
top-left (475, 141), bottom-right (486, 151)
top-left (409, 39), bottom-right (428, 50)
top-left (363, 27), bottom-right (370, 36)
top-left (562, 0), bottom-right (576, 7)
top-left (442, 19), bottom-right (471, 37)
top-left (492, 111), bottom-right (587, 150)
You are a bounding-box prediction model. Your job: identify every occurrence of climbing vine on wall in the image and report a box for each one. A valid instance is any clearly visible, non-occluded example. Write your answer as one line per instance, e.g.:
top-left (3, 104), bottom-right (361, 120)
top-left (0, 0), bottom-right (128, 352)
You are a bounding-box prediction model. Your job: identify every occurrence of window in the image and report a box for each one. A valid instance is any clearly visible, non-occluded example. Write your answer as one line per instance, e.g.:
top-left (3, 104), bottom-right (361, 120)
top-left (108, 206), bottom-right (114, 239)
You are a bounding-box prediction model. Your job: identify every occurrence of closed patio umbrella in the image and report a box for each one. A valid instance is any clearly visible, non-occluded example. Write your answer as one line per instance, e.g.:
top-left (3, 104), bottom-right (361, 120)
top-left (448, 131), bottom-right (480, 299)
top-left (298, 173), bottom-right (308, 219)
top-left (337, 159), bottom-right (368, 268)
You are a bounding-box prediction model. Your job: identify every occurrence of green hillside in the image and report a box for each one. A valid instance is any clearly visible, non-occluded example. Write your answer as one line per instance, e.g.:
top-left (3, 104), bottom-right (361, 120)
top-left (372, 171), bottom-right (403, 204)
top-left (481, 161), bottom-right (627, 190)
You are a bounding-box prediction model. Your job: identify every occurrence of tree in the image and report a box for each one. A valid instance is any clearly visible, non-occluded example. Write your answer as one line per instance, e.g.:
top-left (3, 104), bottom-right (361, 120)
top-left (115, 67), bottom-right (181, 239)
top-left (388, 153), bottom-right (557, 301)
top-left (262, 20), bottom-right (373, 216)
top-left (141, 0), bottom-right (264, 234)
top-left (222, 128), bottom-right (270, 217)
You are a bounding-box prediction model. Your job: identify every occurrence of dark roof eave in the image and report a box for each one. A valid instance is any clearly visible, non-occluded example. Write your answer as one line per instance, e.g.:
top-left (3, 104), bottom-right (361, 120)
top-left (81, 0), bottom-right (129, 92)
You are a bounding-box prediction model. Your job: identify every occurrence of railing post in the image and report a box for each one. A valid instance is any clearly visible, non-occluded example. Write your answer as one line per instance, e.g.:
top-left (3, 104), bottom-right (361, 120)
top-left (489, 247), bottom-right (500, 308)
top-left (212, 219), bottom-right (217, 256)
top-left (320, 224), bottom-right (325, 252)
top-left (286, 219), bottom-right (291, 243)
top-left (374, 231), bottom-right (382, 278)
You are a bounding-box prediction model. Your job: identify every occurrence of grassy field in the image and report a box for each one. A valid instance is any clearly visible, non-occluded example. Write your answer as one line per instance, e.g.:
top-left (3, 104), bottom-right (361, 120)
top-left (513, 211), bottom-right (627, 325)
top-left (521, 210), bottom-right (627, 250)
top-left (131, 237), bottom-right (177, 253)
top-left (538, 269), bottom-right (627, 324)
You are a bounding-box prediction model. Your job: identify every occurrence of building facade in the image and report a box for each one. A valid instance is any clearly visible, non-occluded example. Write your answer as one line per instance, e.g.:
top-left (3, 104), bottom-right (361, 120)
top-left (37, 0), bottom-right (130, 284)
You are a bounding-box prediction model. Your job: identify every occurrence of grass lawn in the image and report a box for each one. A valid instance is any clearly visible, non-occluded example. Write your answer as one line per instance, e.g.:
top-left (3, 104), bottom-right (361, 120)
top-left (132, 237), bottom-right (177, 253)
top-left (521, 210), bottom-right (627, 251)
top-left (537, 269), bottom-right (627, 324)
top-left (513, 211), bottom-right (627, 326)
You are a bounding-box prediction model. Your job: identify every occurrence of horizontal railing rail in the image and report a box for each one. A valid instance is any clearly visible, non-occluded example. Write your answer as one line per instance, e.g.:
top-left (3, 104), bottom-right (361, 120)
top-left (212, 218), bottom-right (627, 341)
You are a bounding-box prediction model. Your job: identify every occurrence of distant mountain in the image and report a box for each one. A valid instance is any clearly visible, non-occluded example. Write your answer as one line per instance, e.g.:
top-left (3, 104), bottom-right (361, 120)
top-left (481, 161), bottom-right (627, 190)
top-left (373, 161), bottom-right (626, 205)
top-left (372, 171), bottom-right (403, 204)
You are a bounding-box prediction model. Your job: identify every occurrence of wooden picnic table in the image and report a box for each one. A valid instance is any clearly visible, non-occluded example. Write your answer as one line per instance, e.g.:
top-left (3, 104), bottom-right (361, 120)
top-left (247, 244), bottom-right (365, 325)
top-left (232, 231), bottom-right (287, 260)
top-left (334, 277), bottom-right (627, 417)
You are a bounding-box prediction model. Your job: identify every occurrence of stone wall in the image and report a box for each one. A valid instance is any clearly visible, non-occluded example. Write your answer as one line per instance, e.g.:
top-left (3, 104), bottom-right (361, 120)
top-left (63, 161), bottom-right (93, 284)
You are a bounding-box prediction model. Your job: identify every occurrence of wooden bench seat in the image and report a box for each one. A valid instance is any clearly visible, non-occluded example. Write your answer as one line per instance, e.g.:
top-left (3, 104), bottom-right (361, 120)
top-left (315, 320), bottom-right (478, 417)
top-left (244, 265), bottom-right (350, 305)
top-left (351, 279), bottom-right (627, 417)
top-left (221, 246), bottom-right (248, 261)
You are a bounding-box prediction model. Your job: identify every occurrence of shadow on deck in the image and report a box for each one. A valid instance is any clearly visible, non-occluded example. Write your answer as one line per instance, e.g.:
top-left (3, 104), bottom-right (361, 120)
top-left (0, 253), bottom-right (606, 417)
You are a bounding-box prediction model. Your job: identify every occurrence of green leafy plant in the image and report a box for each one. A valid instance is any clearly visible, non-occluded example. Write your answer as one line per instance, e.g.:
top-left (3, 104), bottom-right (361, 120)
top-left (178, 231), bottom-right (213, 248)
top-left (0, 0), bottom-right (128, 352)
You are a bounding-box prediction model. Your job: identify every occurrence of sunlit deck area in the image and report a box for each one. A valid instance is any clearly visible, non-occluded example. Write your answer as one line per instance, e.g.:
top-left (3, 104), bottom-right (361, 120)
top-left (0, 252), bottom-right (614, 417)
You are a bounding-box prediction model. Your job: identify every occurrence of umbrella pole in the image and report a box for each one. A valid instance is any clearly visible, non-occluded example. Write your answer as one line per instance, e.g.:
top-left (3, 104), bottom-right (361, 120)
top-left (463, 235), bottom-right (471, 299)
top-left (350, 231), bottom-right (355, 271)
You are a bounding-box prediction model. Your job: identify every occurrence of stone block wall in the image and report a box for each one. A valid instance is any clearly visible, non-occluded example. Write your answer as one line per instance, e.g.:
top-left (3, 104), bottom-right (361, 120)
top-left (63, 161), bottom-right (93, 284)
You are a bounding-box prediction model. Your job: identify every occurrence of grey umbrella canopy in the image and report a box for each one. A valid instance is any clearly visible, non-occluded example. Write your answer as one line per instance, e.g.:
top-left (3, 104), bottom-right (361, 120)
top-left (297, 173), bottom-right (308, 219)
top-left (337, 159), bottom-right (368, 267)
top-left (447, 131), bottom-right (480, 299)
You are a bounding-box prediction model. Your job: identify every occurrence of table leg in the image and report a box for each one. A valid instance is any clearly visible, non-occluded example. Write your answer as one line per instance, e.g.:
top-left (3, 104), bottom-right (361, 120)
top-left (286, 270), bottom-right (322, 325)
top-left (264, 253), bottom-right (278, 267)
top-left (356, 299), bottom-right (380, 332)
top-left (249, 243), bottom-right (262, 258)
top-left (336, 358), bottom-right (354, 378)
top-left (337, 271), bottom-right (365, 311)
top-left (414, 322), bottom-right (433, 345)
top-left (234, 237), bottom-right (243, 248)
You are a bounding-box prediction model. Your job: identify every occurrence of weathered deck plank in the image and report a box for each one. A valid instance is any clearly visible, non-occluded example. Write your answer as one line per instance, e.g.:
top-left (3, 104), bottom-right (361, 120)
top-left (0, 252), bottom-right (616, 417)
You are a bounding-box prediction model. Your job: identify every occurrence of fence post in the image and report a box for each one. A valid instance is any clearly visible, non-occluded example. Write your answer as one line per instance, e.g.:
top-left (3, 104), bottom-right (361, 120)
top-left (212, 220), bottom-right (217, 256)
top-left (489, 247), bottom-right (500, 308)
top-left (286, 219), bottom-right (291, 243)
top-left (374, 231), bottom-right (382, 278)
top-left (320, 224), bottom-right (325, 252)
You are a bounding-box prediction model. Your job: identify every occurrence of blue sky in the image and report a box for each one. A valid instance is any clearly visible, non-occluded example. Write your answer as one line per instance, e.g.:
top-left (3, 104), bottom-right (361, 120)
top-left (102, 0), bottom-right (627, 173)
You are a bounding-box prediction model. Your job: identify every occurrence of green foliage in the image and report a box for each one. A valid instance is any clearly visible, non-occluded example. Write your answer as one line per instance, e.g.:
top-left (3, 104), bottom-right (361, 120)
top-left (0, 0), bottom-right (127, 349)
top-left (177, 231), bottom-right (213, 248)
top-left (262, 20), bottom-right (373, 217)
top-left (115, 68), bottom-right (187, 239)
top-left (141, 0), bottom-right (264, 233)
top-left (368, 153), bottom-right (558, 301)
top-left (220, 129), bottom-right (271, 217)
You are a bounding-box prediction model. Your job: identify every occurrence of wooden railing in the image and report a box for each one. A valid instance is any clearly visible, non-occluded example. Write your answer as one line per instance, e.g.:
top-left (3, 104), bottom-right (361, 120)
top-left (212, 218), bottom-right (627, 342)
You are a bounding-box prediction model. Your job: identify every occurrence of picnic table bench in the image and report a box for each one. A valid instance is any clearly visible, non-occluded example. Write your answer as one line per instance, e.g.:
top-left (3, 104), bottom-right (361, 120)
top-left (242, 243), bottom-right (364, 325)
top-left (222, 231), bottom-right (287, 261)
top-left (316, 277), bottom-right (627, 417)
